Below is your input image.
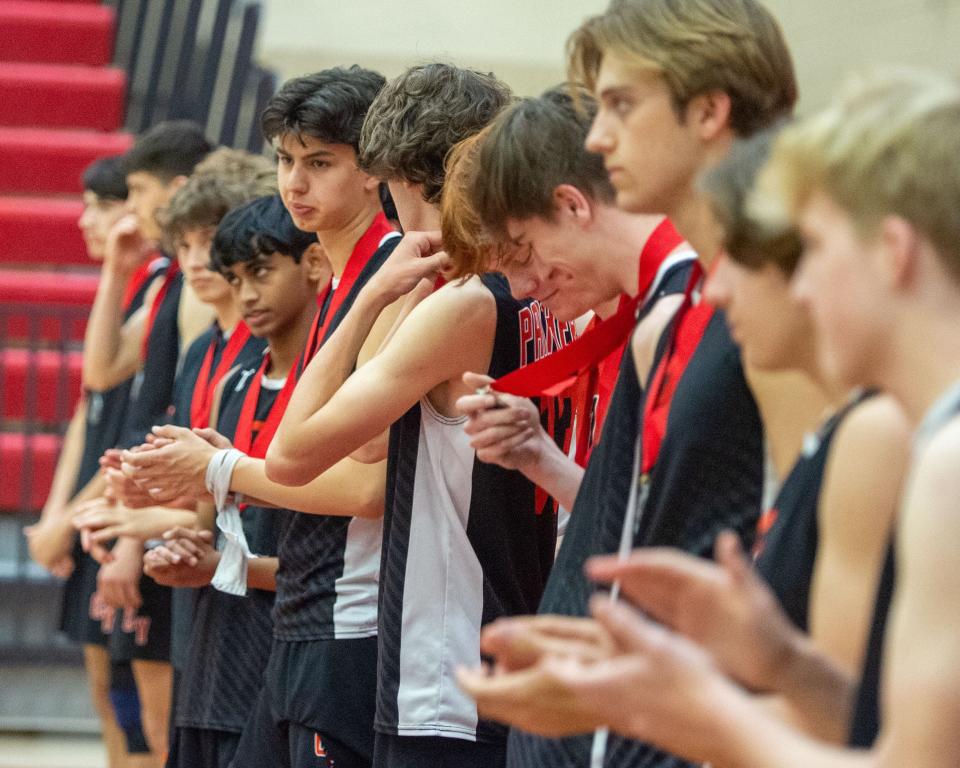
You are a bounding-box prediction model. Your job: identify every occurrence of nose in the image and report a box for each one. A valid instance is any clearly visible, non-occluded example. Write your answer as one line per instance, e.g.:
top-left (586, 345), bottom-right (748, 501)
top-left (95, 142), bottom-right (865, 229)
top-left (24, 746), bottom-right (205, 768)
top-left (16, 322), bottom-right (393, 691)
top-left (505, 266), bottom-right (539, 302)
top-left (790, 254), bottom-right (812, 307)
top-left (77, 207), bottom-right (92, 232)
top-left (282, 162), bottom-right (308, 196)
top-left (703, 252), bottom-right (732, 309)
top-left (585, 112), bottom-right (614, 156)
top-left (237, 278), bottom-right (259, 306)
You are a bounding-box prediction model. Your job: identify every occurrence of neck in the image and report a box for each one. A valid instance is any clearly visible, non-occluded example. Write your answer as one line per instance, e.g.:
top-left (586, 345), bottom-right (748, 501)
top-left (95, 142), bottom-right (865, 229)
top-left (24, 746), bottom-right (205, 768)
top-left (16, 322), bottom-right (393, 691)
top-left (669, 191), bottom-right (724, 269)
top-left (406, 199), bottom-right (441, 232)
top-left (881, 308), bottom-right (960, 423)
top-left (316, 203), bottom-right (380, 277)
top-left (265, 308), bottom-right (315, 379)
top-left (598, 208), bottom-right (668, 298)
top-left (212, 299), bottom-right (242, 334)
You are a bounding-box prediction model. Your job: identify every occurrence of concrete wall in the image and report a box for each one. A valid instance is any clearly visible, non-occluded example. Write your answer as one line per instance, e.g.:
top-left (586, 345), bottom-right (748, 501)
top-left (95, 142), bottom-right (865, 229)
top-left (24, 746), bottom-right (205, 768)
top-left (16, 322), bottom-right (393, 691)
top-left (257, 0), bottom-right (960, 111)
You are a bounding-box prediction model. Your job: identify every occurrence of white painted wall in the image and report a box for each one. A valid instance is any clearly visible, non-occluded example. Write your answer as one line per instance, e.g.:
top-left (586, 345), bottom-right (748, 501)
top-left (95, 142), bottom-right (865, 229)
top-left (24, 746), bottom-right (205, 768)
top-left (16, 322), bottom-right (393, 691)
top-left (257, 0), bottom-right (960, 109)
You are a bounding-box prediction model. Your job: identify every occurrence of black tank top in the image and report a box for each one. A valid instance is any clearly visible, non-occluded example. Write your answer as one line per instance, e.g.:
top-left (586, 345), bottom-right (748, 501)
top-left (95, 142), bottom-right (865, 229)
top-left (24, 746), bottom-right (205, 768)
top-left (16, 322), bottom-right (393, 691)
top-left (510, 286), bottom-right (764, 768)
top-left (271, 235), bottom-right (399, 640)
top-left (755, 392), bottom-right (873, 631)
top-left (73, 262), bottom-right (165, 493)
top-left (167, 324), bottom-right (267, 672)
top-left (176, 365), bottom-right (290, 732)
top-left (117, 270), bottom-right (183, 449)
top-left (377, 273), bottom-right (574, 743)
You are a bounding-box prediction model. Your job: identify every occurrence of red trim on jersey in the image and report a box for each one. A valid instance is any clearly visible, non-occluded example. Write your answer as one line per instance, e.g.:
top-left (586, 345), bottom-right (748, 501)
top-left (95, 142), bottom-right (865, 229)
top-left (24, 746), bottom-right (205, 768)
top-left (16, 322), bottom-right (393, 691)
top-left (492, 219), bottom-right (685, 399)
top-left (236, 213), bottom-right (397, 457)
top-left (140, 261), bottom-right (180, 360)
top-left (189, 321), bottom-right (253, 429)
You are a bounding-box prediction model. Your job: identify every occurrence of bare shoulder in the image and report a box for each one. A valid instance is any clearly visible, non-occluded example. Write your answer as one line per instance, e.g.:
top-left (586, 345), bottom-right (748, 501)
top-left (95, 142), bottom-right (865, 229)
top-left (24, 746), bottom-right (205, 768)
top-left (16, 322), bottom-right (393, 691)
top-left (831, 393), bottom-right (912, 466)
top-left (405, 275), bottom-right (497, 331)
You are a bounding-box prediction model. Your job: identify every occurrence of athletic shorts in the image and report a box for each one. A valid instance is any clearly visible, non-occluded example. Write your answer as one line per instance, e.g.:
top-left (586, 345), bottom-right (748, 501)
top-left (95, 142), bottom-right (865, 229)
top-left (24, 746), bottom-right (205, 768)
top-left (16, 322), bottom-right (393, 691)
top-left (230, 686), bottom-right (368, 768)
top-left (167, 726), bottom-right (241, 768)
top-left (108, 573), bottom-right (172, 662)
top-left (59, 543), bottom-right (107, 646)
top-left (372, 733), bottom-right (506, 768)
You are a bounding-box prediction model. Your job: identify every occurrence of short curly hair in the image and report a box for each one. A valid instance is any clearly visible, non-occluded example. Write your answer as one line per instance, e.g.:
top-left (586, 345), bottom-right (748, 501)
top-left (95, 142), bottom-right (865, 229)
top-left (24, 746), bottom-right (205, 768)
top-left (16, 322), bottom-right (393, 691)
top-left (358, 63), bottom-right (513, 205)
top-left (160, 148), bottom-right (277, 242)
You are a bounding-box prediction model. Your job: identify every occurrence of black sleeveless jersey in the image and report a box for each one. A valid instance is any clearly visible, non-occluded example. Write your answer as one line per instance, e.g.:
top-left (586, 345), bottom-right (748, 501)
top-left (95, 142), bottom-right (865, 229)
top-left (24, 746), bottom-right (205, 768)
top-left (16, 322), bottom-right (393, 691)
top-left (376, 273), bottom-right (575, 744)
top-left (509, 289), bottom-right (764, 768)
top-left (60, 261), bottom-right (165, 646)
top-left (73, 261), bottom-right (166, 494)
top-left (176, 363), bottom-right (290, 733)
top-left (755, 393), bottom-right (873, 631)
top-left (167, 324), bottom-right (267, 672)
top-left (271, 235), bottom-right (400, 641)
top-left (117, 270), bottom-right (183, 449)
top-left (848, 545), bottom-right (894, 748)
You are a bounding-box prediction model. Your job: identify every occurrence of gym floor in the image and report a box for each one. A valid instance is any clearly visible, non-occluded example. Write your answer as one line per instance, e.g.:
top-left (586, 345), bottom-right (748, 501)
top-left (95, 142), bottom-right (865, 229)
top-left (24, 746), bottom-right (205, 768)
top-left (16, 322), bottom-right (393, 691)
top-left (0, 734), bottom-right (105, 768)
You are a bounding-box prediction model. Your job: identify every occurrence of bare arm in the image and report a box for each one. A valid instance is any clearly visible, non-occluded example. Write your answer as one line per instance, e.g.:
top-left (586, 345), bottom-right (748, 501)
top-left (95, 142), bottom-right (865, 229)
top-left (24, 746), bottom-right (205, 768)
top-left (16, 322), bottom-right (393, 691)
top-left (44, 397), bottom-right (88, 515)
top-left (268, 232), bottom-right (450, 486)
top-left (880, 421), bottom-right (960, 767)
top-left (230, 454), bottom-right (385, 518)
top-left (798, 395), bottom-right (910, 740)
top-left (82, 215), bottom-right (158, 391)
top-left (177, 282), bottom-right (215, 351)
top-left (267, 277), bottom-right (495, 485)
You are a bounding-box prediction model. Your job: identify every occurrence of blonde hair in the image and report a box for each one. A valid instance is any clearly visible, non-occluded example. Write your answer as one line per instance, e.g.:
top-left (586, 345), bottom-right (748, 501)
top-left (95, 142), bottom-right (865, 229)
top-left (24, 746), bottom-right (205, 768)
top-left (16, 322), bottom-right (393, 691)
top-left (567, 0), bottom-right (796, 136)
top-left (763, 69), bottom-right (960, 279)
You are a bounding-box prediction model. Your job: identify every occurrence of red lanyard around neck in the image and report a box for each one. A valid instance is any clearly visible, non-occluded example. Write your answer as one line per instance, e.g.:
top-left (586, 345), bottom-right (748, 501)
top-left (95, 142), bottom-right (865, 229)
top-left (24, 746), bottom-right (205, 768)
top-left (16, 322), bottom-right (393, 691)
top-left (492, 220), bottom-right (685, 398)
top-left (189, 321), bottom-right (253, 429)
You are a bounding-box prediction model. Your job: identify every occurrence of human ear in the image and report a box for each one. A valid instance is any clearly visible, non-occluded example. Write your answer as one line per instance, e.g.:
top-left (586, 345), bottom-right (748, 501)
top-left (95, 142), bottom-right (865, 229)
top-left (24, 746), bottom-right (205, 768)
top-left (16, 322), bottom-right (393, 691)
top-left (686, 90), bottom-right (733, 141)
top-left (302, 242), bottom-right (331, 283)
top-left (878, 215), bottom-right (919, 291)
top-left (552, 184), bottom-right (593, 227)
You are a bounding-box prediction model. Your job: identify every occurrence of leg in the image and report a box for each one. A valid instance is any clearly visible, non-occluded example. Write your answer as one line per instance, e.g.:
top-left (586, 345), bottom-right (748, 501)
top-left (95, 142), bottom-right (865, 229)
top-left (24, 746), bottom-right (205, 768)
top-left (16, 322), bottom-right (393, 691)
top-left (132, 659), bottom-right (173, 762)
top-left (83, 644), bottom-right (129, 768)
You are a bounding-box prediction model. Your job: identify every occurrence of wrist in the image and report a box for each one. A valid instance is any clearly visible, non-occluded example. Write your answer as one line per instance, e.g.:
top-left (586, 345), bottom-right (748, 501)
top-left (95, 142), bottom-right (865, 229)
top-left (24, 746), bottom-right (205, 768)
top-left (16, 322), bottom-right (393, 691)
top-left (358, 281), bottom-right (392, 314)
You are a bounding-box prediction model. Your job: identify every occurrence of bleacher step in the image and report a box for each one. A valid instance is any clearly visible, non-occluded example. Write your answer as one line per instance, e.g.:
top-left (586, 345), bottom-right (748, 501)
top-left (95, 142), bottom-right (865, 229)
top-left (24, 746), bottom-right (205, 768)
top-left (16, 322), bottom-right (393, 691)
top-left (0, 63), bottom-right (125, 131)
top-left (0, 196), bottom-right (88, 266)
top-left (0, 1), bottom-right (114, 67)
top-left (0, 127), bottom-right (132, 195)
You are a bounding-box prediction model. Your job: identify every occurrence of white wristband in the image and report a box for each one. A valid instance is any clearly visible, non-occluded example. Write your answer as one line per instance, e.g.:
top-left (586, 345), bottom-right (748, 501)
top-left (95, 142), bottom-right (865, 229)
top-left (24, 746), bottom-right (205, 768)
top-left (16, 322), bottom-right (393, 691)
top-left (207, 448), bottom-right (254, 596)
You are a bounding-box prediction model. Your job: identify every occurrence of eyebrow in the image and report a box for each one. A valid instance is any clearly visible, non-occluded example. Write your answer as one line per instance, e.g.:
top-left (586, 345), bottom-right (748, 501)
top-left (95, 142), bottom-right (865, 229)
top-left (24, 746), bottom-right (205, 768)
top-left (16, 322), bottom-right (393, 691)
top-left (276, 147), bottom-right (335, 160)
top-left (597, 85), bottom-right (634, 100)
top-left (241, 254), bottom-right (272, 274)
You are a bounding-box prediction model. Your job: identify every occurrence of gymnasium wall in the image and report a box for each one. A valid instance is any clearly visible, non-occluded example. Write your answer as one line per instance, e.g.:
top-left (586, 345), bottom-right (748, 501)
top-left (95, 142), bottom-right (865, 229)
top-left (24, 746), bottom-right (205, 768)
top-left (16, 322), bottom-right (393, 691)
top-left (257, 0), bottom-right (960, 112)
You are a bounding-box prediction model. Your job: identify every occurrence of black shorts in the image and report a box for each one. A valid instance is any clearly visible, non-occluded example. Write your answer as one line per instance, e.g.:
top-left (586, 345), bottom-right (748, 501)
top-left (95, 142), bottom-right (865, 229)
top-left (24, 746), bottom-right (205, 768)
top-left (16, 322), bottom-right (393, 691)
top-left (230, 685), bottom-right (369, 768)
top-left (267, 636), bottom-right (378, 760)
top-left (372, 733), bottom-right (506, 768)
top-left (167, 726), bottom-right (241, 768)
top-left (108, 573), bottom-right (172, 662)
top-left (60, 542), bottom-right (107, 646)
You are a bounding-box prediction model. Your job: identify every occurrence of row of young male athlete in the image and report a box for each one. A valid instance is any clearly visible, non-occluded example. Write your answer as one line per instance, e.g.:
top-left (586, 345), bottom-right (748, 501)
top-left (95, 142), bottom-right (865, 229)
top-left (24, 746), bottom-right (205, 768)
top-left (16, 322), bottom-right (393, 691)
top-left (25, 1), bottom-right (960, 768)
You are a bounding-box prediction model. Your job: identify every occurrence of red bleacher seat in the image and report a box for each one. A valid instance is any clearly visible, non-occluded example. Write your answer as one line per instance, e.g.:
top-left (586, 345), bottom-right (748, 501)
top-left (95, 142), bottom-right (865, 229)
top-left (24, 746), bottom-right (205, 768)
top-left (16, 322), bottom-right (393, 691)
top-left (0, 269), bottom-right (98, 343)
top-left (0, 127), bottom-right (133, 195)
top-left (0, 1), bottom-right (114, 67)
top-left (0, 196), bottom-right (88, 266)
top-left (0, 431), bottom-right (59, 511)
top-left (0, 63), bottom-right (126, 131)
top-left (0, 348), bottom-right (82, 424)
